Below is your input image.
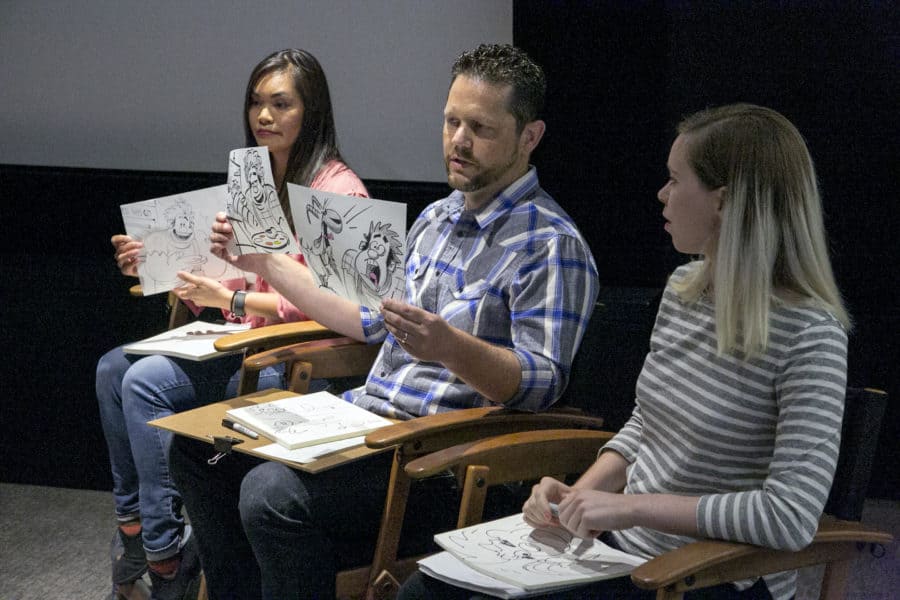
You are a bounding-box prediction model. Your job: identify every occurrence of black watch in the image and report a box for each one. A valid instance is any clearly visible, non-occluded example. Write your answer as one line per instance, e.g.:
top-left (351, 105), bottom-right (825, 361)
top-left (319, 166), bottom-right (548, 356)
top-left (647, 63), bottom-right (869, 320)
top-left (231, 290), bottom-right (248, 317)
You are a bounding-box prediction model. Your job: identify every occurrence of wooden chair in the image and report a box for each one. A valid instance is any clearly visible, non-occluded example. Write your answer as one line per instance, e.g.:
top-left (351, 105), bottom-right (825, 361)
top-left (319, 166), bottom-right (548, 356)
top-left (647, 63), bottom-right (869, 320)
top-left (128, 283), bottom-right (343, 395)
top-left (234, 303), bottom-right (609, 599)
top-left (403, 387), bottom-right (892, 600)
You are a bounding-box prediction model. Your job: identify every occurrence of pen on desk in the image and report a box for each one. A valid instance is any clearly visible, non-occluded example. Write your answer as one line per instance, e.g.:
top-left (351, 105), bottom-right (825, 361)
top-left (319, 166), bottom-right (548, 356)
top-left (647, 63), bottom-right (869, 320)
top-left (222, 418), bottom-right (259, 440)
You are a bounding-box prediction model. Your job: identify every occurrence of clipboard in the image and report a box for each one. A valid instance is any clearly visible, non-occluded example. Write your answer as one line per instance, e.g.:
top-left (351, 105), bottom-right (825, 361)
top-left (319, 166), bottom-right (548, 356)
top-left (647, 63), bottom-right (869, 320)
top-left (149, 388), bottom-right (395, 474)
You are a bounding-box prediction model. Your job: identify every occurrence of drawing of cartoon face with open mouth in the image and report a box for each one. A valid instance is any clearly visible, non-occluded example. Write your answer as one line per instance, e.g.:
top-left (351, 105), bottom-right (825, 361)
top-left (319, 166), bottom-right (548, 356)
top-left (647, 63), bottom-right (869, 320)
top-left (352, 221), bottom-right (402, 294)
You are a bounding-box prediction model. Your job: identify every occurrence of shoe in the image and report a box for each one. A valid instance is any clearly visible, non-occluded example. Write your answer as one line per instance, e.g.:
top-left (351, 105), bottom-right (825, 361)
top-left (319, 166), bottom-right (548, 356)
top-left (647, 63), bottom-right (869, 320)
top-left (147, 529), bottom-right (202, 600)
top-left (111, 526), bottom-right (148, 585)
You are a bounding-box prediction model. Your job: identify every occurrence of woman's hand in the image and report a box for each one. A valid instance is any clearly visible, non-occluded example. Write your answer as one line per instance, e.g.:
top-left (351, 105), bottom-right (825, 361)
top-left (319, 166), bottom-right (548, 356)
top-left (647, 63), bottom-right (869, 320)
top-left (111, 234), bottom-right (143, 277)
top-left (173, 271), bottom-right (233, 310)
top-left (556, 488), bottom-right (635, 540)
top-left (522, 476), bottom-right (571, 529)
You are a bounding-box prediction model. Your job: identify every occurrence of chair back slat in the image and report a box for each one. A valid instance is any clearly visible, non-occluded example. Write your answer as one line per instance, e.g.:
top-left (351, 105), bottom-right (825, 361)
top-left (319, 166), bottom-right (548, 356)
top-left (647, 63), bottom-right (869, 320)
top-left (824, 387), bottom-right (888, 521)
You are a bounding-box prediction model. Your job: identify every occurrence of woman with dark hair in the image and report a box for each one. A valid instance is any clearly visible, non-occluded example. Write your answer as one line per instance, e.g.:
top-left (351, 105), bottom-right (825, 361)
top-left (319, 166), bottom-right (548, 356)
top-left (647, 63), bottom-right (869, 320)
top-left (99, 49), bottom-right (367, 599)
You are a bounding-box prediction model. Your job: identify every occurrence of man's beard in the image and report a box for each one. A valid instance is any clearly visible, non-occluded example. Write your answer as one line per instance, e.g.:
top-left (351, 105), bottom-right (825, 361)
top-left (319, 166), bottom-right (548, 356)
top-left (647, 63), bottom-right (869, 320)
top-left (445, 147), bottom-right (520, 193)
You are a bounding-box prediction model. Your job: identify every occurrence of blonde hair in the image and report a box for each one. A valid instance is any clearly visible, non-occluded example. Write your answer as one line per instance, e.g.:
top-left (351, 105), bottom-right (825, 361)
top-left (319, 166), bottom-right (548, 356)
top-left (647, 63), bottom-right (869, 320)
top-left (672, 103), bottom-right (850, 356)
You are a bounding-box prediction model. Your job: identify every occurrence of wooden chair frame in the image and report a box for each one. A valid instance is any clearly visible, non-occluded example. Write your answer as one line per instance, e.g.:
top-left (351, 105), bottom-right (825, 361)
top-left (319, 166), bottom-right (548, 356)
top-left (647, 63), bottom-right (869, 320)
top-left (238, 336), bottom-right (609, 600)
top-left (403, 389), bottom-right (893, 600)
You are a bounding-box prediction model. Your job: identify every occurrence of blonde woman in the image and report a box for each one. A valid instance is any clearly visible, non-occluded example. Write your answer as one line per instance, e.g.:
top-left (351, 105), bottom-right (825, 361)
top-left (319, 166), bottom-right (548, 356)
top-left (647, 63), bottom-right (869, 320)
top-left (400, 104), bottom-right (849, 600)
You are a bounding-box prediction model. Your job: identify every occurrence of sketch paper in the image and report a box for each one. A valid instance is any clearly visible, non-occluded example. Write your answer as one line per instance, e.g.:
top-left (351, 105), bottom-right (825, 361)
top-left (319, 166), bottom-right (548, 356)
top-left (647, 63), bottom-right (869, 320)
top-left (253, 436), bottom-right (366, 465)
top-left (122, 321), bottom-right (251, 361)
top-left (121, 185), bottom-right (244, 295)
top-left (288, 183), bottom-right (407, 309)
top-left (226, 146), bottom-right (300, 256)
top-left (418, 552), bottom-right (580, 599)
top-left (434, 513), bottom-right (646, 592)
top-left (224, 391), bottom-right (392, 450)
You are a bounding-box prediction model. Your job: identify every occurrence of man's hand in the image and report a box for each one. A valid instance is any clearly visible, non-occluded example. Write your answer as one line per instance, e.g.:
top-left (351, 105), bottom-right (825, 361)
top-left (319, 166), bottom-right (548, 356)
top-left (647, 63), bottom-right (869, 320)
top-left (111, 234), bottom-right (143, 277)
top-left (380, 298), bottom-right (455, 362)
top-left (173, 271), bottom-right (233, 310)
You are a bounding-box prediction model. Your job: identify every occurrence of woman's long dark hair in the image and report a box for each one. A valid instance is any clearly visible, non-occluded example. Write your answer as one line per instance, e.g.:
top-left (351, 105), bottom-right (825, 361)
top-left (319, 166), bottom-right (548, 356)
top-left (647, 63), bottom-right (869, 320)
top-left (243, 48), bottom-right (345, 226)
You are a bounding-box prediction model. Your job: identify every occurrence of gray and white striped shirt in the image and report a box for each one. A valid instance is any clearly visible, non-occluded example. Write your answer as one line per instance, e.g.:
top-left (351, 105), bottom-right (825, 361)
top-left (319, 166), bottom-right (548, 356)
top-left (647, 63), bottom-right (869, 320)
top-left (607, 263), bottom-right (848, 600)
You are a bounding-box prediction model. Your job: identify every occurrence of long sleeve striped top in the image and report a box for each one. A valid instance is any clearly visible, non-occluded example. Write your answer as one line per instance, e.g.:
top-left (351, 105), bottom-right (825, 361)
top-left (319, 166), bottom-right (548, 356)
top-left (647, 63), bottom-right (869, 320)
top-left (605, 263), bottom-right (848, 600)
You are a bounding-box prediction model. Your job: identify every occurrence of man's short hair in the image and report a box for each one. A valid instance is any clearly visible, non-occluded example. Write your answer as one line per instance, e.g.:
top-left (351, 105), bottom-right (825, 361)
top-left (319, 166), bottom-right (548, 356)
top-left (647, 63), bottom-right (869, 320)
top-left (451, 43), bottom-right (546, 132)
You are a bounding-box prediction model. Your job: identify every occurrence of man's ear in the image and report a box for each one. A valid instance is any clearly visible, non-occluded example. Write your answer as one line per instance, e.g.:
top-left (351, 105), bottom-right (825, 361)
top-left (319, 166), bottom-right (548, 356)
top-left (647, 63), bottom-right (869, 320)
top-left (519, 119), bottom-right (546, 155)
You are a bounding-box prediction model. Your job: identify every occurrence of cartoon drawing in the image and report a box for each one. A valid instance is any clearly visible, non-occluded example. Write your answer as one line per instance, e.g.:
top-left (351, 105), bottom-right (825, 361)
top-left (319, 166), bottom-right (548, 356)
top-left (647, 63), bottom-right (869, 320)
top-left (302, 194), bottom-right (344, 292)
top-left (120, 185), bottom-right (244, 295)
top-left (226, 146), bottom-right (299, 255)
top-left (288, 183), bottom-right (407, 308)
top-left (435, 514), bottom-right (645, 591)
top-left (342, 220), bottom-right (404, 306)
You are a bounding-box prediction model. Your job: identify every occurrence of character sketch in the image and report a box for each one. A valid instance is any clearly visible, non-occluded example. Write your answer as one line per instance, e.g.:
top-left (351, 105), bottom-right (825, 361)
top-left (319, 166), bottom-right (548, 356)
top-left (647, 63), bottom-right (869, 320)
top-left (437, 514), bottom-right (644, 590)
top-left (120, 186), bottom-right (243, 295)
top-left (301, 194), bottom-right (345, 292)
top-left (226, 147), bottom-right (298, 255)
top-left (290, 184), bottom-right (408, 308)
top-left (341, 221), bottom-right (404, 307)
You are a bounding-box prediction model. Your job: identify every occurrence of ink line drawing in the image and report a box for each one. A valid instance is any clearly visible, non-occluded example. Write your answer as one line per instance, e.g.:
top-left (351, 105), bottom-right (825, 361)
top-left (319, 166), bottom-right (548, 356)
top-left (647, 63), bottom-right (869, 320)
top-left (121, 185), bottom-right (244, 295)
top-left (225, 391), bottom-right (393, 449)
top-left (435, 513), bottom-right (645, 591)
top-left (226, 146), bottom-right (299, 256)
top-left (288, 183), bottom-right (407, 309)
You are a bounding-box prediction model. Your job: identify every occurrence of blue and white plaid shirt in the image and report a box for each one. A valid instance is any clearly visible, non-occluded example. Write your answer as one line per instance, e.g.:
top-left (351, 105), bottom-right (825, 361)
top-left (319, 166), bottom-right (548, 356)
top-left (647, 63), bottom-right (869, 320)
top-left (345, 168), bottom-right (599, 419)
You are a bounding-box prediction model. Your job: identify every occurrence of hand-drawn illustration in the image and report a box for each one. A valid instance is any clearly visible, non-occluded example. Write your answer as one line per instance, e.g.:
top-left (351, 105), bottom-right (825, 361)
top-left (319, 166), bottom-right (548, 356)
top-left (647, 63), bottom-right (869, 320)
top-left (121, 185), bottom-right (244, 295)
top-left (225, 391), bottom-right (393, 449)
top-left (226, 146), bottom-right (300, 256)
top-left (288, 183), bottom-right (407, 309)
top-left (435, 514), bottom-right (645, 592)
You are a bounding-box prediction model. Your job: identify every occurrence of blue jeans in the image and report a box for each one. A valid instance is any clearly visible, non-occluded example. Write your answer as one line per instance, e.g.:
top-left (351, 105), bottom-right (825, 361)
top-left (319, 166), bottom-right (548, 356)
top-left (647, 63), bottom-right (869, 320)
top-left (96, 345), bottom-right (286, 561)
top-left (168, 435), bottom-right (395, 600)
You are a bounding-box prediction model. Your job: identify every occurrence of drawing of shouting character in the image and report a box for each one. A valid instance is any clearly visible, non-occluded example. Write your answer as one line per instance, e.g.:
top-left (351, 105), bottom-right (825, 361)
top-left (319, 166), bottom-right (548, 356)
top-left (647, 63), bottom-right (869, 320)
top-left (342, 221), bottom-right (403, 306)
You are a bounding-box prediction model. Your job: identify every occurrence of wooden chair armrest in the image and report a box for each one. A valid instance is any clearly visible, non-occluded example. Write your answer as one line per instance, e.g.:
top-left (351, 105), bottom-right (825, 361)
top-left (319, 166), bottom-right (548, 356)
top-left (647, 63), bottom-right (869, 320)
top-left (243, 336), bottom-right (379, 378)
top-left (129, 284), bottom-right (144, 297)
top-left (630, 517), bottom-right (894, 591)
top-left (404, 428), bottom-right (614, 479)
top-left (214, 320), bottom-right (339, 353)
top-left (364, 409), bottom-right (605, 456)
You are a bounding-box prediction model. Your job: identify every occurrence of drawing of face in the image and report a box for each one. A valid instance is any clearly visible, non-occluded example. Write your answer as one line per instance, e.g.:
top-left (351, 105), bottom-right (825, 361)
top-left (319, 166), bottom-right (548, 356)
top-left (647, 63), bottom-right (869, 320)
top-left (443, 75), bottom-right (527, 210)
top-left (249, 70), bottom-right (304, 167)
top-left (353, 222), bottom-right (400, 294)
top-left (172, 214), bottom-right (193, 240)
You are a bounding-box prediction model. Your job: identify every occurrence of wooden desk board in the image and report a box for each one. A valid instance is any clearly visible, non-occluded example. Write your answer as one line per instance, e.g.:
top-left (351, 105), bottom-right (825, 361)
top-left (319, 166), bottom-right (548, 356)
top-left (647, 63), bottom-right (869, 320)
top-left (149, 388), bottom-right (394, 474)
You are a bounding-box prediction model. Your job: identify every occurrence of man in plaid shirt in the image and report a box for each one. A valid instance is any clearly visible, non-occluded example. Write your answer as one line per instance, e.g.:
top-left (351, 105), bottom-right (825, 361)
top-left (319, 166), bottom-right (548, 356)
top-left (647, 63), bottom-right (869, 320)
top-left (171, 44), bottom-right (599, 599)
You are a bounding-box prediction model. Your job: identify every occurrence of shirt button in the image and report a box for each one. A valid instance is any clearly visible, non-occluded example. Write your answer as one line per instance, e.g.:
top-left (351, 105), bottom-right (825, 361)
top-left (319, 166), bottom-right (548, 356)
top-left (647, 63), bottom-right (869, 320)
top-left (380, 371), bottom-right (386, 377)
top-left (456, 231), bottom-right (464, 237)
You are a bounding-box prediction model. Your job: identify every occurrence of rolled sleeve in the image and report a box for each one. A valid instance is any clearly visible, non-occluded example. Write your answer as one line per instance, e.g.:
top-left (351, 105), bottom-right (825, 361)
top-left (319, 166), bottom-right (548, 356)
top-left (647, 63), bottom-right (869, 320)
top-left (504, 235), bottom-right (599, 411)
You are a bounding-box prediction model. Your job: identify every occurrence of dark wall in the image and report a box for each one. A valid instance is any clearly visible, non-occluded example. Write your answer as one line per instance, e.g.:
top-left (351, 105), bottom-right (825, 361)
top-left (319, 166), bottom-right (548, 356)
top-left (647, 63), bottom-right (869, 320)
top-left (514, 2), bottom-right (899, 499)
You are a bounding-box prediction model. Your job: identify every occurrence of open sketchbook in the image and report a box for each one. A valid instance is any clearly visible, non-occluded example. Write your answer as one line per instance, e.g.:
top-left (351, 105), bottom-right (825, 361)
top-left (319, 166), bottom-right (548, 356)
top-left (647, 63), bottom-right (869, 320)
top-left (428, 513), bottom-right (646, 596)
top-left (288, 184), bottom-right (407, 309)
top-left (122, 321), bottom-right (251, 361)
top-left (224, 391), bottom-right (392, 450)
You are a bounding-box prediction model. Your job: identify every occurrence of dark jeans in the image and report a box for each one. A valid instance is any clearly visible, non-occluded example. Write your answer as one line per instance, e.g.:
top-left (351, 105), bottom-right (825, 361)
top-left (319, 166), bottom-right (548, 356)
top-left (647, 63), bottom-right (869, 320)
top-left (169, 434), bottom-right (395, 600)
top-left (399, 570), bottom-right (776, 600)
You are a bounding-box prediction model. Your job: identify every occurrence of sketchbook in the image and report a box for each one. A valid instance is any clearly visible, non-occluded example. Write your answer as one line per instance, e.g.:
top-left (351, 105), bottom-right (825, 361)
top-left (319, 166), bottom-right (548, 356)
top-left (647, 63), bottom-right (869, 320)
top-left (226, 146), bottom-right (300, 256)
top-left (120, 185), bottom-right (246, 295)
top-left (430, 513), bottom-right (646, 594)
top-left (122, 321), bottom-right (252, 361)
top-left (288, 184), bottom-right (407, 309)
top-left (224, 391), bottom-right (393, 450)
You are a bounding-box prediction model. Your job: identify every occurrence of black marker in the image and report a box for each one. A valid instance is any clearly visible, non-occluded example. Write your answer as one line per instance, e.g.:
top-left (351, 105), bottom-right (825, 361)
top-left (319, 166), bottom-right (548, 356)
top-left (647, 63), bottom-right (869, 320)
top-left (222, 418), bottom-right (259, 440)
